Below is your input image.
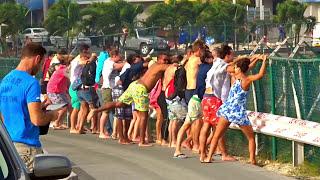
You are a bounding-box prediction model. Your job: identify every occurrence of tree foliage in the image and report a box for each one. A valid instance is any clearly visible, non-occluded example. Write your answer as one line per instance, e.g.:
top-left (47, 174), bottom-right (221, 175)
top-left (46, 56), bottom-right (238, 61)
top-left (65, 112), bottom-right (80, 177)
top-left (44, 0), bottom-right (80, 36)
top-left (81, 0), bottom-right (143, 35)
top-left (147, 0), bottom-right (205, 28)
top-left (196, 1), bottom-right (246, 42)
top-left (274, 0), bottom-right (315, 42)
top-left (0, 3), bottom-right (27, 38)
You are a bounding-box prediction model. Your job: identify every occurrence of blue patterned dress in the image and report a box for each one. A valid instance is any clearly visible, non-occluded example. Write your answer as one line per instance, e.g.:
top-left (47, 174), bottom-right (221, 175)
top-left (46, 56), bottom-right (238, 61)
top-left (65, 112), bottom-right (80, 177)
top-left (217, 79), bottom-right (251, 126)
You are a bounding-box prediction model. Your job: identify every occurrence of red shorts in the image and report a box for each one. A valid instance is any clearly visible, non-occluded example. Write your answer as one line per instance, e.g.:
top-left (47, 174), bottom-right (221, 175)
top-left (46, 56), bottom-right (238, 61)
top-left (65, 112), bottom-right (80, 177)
top-left (201, 95), bottom-right (222, 126)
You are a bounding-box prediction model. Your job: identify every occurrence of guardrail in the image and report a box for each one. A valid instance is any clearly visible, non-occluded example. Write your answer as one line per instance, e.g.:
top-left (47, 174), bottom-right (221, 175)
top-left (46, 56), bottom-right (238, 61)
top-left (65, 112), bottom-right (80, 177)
top-left (230, 111), bottom-right (320, 166)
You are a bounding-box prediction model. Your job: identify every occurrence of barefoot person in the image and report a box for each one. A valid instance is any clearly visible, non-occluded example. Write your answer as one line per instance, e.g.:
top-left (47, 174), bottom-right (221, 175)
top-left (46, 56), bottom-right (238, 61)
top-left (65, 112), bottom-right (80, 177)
top-left (199, 46), bottom-right (236, 162)
top-left (173, 43), bottom-right (207, 158)
top-left (75, 51), bottom-right (99, 134)
top-left (88, 57), bottom-right (175, 146)
top-left (203, 55), bottom-right (267, 164)
top-left (99, 49), bottom-right (124, 139)
top-left (69, 44), bottom-right (90, 133)
top-left (163, 55), bottom-right (187, 148)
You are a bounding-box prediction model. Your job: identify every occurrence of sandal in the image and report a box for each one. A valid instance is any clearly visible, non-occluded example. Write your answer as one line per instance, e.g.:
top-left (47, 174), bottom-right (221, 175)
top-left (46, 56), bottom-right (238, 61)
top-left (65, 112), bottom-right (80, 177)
top-left (173, 154), bottom-right (187, 159)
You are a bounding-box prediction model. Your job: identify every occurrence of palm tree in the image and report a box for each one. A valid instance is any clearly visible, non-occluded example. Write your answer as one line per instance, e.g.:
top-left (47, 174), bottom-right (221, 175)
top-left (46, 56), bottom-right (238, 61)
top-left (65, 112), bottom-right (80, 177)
top-left (45, 0), bottom-right (80, 50)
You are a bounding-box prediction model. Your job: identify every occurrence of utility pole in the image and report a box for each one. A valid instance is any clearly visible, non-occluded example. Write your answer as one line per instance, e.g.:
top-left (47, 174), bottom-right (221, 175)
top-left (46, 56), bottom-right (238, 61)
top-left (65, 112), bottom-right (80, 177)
top-left (43, 0), bottom-right (49, 21)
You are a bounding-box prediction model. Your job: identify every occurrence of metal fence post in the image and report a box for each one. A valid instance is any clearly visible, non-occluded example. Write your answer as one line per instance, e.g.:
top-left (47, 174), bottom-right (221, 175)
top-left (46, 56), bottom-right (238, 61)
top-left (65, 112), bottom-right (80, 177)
top-left (269, 58), bottom-right (277, 160)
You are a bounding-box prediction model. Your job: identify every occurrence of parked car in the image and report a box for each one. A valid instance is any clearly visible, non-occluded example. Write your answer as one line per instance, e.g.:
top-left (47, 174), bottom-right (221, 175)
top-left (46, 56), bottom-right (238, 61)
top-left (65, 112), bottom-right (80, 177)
top-left (50, 35), bottom-right (67, 48)
top-left (118, 28), bottom-right (170, 55)
top-left (71, 36), bottom-right (91, 47)
top-left (21, 28), bottom-right (49, 43)
top-left (50, 33), bottom-right (92, 48)
top-left (0, 121), bottom-right (72, 180)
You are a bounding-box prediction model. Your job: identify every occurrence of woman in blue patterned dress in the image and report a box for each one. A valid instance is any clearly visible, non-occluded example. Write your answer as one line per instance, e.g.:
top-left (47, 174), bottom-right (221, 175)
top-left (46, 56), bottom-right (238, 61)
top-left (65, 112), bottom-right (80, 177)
top-left (203, 55), bottom-right (268, 165)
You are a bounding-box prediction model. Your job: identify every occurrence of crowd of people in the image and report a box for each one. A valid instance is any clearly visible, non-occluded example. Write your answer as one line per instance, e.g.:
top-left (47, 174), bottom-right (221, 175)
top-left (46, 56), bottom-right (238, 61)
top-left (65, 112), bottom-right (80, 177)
top-left (0, 39), bottom-right (267, 171)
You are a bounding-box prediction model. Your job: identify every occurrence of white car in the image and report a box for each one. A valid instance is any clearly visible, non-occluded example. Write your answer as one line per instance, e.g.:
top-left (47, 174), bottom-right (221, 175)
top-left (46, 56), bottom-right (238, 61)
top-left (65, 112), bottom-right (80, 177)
top-left (50, 35), bottom-right (67, 47)
top-left (21, 28), bottom-right (49, 43)
top-left (71, 36), bottom-right (91, 47)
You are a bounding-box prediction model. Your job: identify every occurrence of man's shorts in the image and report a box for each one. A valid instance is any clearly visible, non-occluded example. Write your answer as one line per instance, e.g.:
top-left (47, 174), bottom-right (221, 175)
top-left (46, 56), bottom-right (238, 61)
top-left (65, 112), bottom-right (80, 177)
top-left (14, 143), bottom-right (43, 171)
top-left (112, 85), bottom-right (132, 120)
top-left (167, 98), bottom-right (187, 121)
top-left (77, 87), bottom-right (99, 108)
top-left (201, 94), bottom-right (222, 126)
top-left (69, 86), bottom-right (80, 110)
top-left (47, 93), bottom-right (69, 105)
top-left (118, 81), bottom-right (149, 112)
top-left (185, 95), bottom-right (202, 123)
top-left (100, 88), bottom-right (112, 112)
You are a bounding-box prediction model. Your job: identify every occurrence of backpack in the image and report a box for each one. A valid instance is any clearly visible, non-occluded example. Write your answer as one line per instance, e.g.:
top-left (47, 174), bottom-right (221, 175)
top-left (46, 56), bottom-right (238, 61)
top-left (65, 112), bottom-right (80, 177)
top-left (47, 63), bottom-right (60, 78)
top-left (165, 65), bottom-right (187, 100)
top-left (71, 77), bottom-right (82, 91)
top-left (81, 61), bottom-right (96, 86)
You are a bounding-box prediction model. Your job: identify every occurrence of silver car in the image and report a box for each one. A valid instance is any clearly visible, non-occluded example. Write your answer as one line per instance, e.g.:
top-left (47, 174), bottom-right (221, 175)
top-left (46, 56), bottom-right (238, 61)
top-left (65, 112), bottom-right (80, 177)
top-left (21, 28), bottom-right (49, 43)
top-left (0, 121), bottom-right (72, 180)
top-left (120, 28), bottom-right (170, 55)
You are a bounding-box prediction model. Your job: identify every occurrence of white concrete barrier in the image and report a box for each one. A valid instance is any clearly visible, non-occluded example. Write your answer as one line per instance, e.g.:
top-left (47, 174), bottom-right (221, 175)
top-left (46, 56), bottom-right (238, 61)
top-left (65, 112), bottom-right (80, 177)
top-left (229, 111), bottom-right (320, 147)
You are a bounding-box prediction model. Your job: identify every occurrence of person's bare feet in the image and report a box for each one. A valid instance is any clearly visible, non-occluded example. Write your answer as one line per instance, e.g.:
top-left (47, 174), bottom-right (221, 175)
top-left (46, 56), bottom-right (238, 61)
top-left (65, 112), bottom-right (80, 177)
top-left (119, 139), bottom-right (131, 145)
top-left (138, 143), bottom-right (152, 147)
top-left (222, 155), bottom-right (237, 161)
top-left (192, 148), bottom-right (200, 154)
top-left (199, 155), bottom-right (206, 162)
top-left (182, 141), bottom-right (192, 150)
top-left (156, 140), bottom-right (162, 145)
top-left (60, 124), bottom-right (69, 129)
top-left (99, 133), bottom-right (110, 139)
top-left (170, 143), bottom-right (177, 148)
top-left (161, 140), bottom-right (169, 146)
top-left (203, 157), bottom-right (213, 163)
top-left (124, 138), bottom-right (133, 144)
top-left (250, 159), bottom-right (257, 165)
top-left (70, 129), bottom-right (78, 134)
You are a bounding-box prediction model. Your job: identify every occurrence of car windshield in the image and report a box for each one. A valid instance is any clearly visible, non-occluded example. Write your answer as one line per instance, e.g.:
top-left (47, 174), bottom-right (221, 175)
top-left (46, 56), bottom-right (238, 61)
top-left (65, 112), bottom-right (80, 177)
top-left (33, 29), bottom-right (46, 33)
top-left (137, 28), bottom-right (159, 37)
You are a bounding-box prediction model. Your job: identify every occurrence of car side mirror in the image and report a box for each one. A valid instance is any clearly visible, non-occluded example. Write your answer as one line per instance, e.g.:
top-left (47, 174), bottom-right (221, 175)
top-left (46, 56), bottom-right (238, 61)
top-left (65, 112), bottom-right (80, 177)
top-left (32, 154), bottom-right (72, 180)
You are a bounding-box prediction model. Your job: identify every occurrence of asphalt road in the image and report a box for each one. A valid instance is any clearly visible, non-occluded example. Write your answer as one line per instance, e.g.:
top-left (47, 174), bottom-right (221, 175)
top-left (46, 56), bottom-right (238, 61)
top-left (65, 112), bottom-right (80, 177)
top-left (41, 130), bottom-right (293, 180)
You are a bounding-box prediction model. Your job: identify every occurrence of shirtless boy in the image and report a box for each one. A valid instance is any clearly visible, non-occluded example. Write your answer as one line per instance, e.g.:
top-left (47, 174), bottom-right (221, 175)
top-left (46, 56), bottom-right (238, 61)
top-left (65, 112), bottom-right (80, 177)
top-left (88, 57), bottom-right (176, 146)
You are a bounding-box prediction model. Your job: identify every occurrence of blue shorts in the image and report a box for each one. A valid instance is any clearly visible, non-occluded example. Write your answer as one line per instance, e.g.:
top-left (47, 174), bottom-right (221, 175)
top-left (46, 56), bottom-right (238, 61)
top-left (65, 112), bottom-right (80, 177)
top-left (77, 87), bottom-right (99, 108)
top-left (112, 85), bottom-right (132, 120)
